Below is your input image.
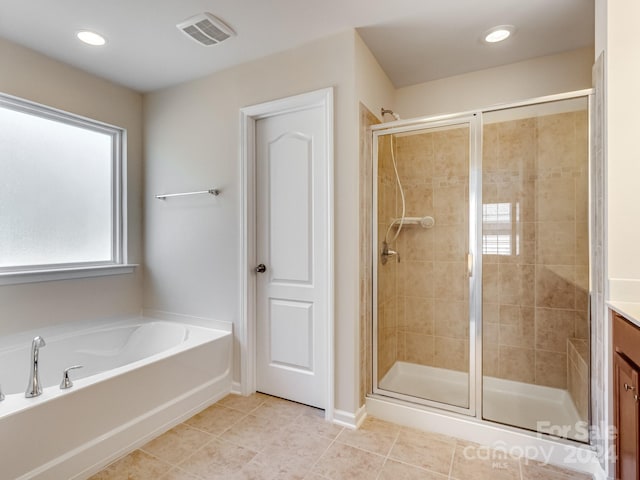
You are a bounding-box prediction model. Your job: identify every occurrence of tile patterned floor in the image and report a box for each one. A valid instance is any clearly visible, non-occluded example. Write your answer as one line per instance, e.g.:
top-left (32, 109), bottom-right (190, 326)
top-left (90, 393), bottom-right (592, 480)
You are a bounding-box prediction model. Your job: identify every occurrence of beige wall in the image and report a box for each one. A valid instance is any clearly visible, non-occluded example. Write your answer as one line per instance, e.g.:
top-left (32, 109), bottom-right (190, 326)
top-left (605, 0), bottom-right (640, 300)
top-left (355, 33), bottom-right (396, 407)
top-left (0, 38), bottom-right (143, 336)
top-left (597, 1), bottom-right (640, 474)
top-left (395, 47), bottom-right (594, 119)
top-left (355, 33), bottom-right (395, 123)
top-left (143, 30), bottom-right (362, 414)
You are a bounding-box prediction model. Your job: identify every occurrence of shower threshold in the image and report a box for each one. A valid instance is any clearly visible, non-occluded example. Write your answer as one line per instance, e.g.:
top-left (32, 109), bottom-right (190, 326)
top-left (379, 361), bottom-right (586, 442)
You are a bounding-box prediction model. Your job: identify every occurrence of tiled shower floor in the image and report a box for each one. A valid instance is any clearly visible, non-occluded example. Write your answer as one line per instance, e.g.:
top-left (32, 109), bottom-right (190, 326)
top-left (90, 393), bottom-right (591, 480)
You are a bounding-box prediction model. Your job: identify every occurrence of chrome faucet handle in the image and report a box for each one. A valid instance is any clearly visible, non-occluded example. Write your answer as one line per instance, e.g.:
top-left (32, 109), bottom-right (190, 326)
top-left (60, 365), bottom-right (83, 390)
top-left (0, 384), bottom-right (4, 401)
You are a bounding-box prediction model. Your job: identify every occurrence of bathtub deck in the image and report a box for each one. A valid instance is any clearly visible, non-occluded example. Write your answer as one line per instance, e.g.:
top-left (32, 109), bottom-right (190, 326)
top-left (89, 393), bottom-right (592, 480)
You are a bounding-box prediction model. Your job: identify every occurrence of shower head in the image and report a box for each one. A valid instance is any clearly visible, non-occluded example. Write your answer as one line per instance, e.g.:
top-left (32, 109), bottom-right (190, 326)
top-left (381, 108), bottom-right (400, 121)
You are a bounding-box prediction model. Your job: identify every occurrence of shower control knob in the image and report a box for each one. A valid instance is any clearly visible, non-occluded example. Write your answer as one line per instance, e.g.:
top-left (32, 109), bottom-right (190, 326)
top-left (255, 264), bottom-right (267, 273)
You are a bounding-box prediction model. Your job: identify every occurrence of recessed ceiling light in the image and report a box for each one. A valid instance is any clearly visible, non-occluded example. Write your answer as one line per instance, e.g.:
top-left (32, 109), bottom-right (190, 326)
top-left (483, 25), bottom-right (515, 44)
top-left (77, 30), bottom-right (106, 46)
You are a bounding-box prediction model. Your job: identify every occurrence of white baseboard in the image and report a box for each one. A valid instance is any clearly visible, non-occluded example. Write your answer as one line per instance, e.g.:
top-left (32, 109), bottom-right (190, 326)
top-left (333, 405), bottom-right (367, 429)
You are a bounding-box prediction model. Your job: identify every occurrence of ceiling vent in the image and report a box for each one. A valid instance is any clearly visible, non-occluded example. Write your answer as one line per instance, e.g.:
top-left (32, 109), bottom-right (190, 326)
top-left (177, 13), bottom-right (236, 46)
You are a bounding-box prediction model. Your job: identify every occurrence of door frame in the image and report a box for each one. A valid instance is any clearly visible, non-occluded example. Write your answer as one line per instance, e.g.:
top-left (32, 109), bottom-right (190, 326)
top-left (239, 88), bottom-right (334, 420)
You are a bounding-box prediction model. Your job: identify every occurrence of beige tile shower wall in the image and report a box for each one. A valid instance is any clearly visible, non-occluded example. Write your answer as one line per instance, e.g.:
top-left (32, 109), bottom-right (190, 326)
top-left (377, 134), bottom-right (398, 381)
top-left (392, 128), bottom-right (470, 373)
top-left (482, 111), bottom-right (589, 390)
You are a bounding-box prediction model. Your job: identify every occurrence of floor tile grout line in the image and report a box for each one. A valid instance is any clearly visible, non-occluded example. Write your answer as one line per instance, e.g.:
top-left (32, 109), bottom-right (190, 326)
top-left (132, 448), bottom-right (180, 472)
top-left (331, 436), bottom-right (391, 461)
top-left (305, 433), bottom-right (341, 477)
top-left (518, 454), bottom-right (524, 480)
top-left (222, 405), bottom-right (262, 417)
top-left (382, 456), bottom-right (451, 478)
top-left (373, 457), bottom-right (388, 480)
top-left (137, 447), bottom-right (176, 467)
top-left (214, 411), bottom-right (305, 455)
top-left (213, 430), bottom-right (266, 454)
top-left (375, 427), bottom-right (401, 479)
top-left (171, 429), bottom-right (252, 476)
top-left (177, 433), bottom-right (265, 479)
top-left (384, 429), bottom-right (401, 459)
top-left (112, 447), bottom-right (176, 473)
top-left (160, 463), bottom-right (206, 480)
top-left (217, 395), bottom-right (268, 415)
top-left (178, 420), bottom-right (229, 438)
top-left (332, 435), bottom-right (394, 459)
top-left (448, 443), bottom-right (456, 480)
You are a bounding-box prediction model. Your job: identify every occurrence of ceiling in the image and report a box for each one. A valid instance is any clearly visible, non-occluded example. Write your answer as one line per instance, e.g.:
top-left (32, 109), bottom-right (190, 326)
top-left (0, 0), bottom-right (594, 93)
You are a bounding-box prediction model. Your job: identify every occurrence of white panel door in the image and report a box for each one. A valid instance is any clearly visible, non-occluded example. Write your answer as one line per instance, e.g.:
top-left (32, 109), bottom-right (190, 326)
top-left (255, 105), bottom-right (327, 408)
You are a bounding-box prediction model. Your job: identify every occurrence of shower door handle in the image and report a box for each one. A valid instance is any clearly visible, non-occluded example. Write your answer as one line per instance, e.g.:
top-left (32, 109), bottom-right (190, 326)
top-left (467, 253), bottom-right (473, 277)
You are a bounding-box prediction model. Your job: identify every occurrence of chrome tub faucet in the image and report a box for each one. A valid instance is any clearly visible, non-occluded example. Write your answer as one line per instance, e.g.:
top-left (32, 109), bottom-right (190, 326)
top-left (25, 336), bottom-right (46, 398)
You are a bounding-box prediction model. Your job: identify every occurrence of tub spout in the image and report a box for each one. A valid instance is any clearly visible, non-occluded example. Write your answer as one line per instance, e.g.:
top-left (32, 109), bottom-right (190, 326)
top-left (25, 336), bottom-right (46, 398)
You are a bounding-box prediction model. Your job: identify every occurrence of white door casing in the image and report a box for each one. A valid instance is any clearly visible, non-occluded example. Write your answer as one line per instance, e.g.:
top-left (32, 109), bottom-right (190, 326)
top-left (240, 89), bottom-right (333, 414)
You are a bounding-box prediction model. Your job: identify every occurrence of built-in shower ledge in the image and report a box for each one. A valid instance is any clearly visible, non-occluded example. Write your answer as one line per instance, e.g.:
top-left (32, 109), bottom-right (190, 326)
top-left (366, 396), bottom-right (605, 479)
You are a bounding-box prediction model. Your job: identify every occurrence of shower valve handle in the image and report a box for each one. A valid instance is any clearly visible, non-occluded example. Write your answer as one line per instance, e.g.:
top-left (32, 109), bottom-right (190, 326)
top-left (381, 239), bottom-right (401, 265)
top-left (381, 246), bottom-right (400, 264)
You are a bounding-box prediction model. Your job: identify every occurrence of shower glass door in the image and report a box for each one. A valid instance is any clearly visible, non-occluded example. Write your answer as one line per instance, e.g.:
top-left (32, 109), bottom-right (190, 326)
top-left (373, 115), bottom-right (480, 414)
top-left (481, 97), bottom-right (590, 442)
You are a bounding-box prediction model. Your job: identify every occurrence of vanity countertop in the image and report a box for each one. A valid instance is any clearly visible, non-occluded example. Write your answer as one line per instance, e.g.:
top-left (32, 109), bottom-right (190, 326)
top-left (608, 301), bottom-right (640, 329)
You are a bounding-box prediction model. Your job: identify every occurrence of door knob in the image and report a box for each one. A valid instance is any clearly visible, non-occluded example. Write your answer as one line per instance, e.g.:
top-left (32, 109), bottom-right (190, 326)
top-left (255, 264), bottom-right (266, 273)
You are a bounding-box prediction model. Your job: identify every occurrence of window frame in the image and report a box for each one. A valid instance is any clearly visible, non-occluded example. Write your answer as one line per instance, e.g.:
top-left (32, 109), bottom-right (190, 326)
top-left (0, 92), bottom-right (135, 284)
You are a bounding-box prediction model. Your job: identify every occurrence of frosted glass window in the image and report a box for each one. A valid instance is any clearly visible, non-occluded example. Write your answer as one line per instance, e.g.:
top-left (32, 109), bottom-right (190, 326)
top-left (0, 94), bottom-right (123, 271)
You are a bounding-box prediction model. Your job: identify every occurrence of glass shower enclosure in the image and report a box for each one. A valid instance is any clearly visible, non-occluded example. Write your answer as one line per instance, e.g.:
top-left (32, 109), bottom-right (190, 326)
top-left (371, 94), bottom-right (590, 442)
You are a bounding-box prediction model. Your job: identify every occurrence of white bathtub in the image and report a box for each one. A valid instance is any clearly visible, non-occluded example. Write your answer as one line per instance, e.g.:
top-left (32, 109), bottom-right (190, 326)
top-left (0, 315), bottom-right (232, 480)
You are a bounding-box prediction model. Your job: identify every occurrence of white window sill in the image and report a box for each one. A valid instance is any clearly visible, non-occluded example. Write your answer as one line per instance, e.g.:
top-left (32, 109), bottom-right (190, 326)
top-left (0, 264), bottom-right (137, 286)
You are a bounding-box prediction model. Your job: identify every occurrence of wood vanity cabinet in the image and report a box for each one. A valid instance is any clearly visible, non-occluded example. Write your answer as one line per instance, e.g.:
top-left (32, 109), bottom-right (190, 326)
top-left (613, 311), bottom-right (640, 480)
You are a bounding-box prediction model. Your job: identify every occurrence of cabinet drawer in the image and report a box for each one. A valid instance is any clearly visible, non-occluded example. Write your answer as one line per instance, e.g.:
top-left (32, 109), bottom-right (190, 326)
top-left (613, 312), bottom-right (640, 367)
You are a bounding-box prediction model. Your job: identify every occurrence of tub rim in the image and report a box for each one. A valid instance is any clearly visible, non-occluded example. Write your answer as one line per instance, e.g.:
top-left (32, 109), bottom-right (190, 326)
top-left (0, 315), bottom-right (232, 418)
